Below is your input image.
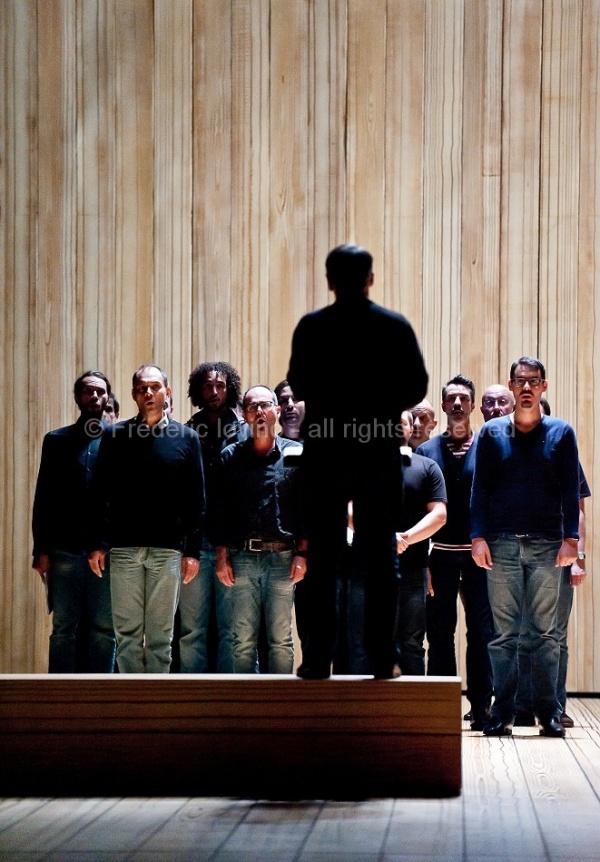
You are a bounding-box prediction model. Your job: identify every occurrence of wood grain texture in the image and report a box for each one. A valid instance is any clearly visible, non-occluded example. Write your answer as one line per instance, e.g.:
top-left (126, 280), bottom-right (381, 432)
top-left (0, 0), bottom-right (599, 692)
top-left (0, 675), bottom-right (462, 798)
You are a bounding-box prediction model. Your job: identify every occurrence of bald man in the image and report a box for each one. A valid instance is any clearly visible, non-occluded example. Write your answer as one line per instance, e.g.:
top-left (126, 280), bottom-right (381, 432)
top-left (480, 385), bottom-right (514, 423)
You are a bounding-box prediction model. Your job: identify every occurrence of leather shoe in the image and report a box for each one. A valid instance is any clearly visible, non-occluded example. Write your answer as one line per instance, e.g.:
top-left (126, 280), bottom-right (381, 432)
top-left (513, 711), bottom-right (536, 727)
top-left (373, 663), bottom-right (402, 680)
top-left (560, 711), bottom-right (574, 728)
top-left (463, 710), bottom-right (473, 722)
top-left (539, 717), bottom-right (566, 738)
top-left (296, 663), bottom-right (331, 680)
top-left (483, 719), bottom-right (512, 737)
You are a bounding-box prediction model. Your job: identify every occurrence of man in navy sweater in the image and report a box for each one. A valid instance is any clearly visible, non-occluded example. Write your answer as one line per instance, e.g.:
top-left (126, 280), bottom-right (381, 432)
top-left (471, 357), bottom-right (580, 737)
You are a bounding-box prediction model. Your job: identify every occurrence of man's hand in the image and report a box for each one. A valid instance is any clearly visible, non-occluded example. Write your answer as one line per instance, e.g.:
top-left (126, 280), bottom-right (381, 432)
top-left (396, 532), bottom-right (410, 554)
top-left (570, 560), bottom-right (587, 587)
top-left (32, 553), bottom-right (50, 583)
top-left (181, 556), bottom-right (200, 585)
top-left (290, 554), bottom-right (306, 584)
top-left (88, 550), bottom-right (106, 578)
top-left (215, 547), bottom-right (235, 587)
top-left (471, 538), bottom-right (492, 570)
top-left (426, 568), bottom-right (434, 597)
top-left (556, 540), bottom-right (578, 568)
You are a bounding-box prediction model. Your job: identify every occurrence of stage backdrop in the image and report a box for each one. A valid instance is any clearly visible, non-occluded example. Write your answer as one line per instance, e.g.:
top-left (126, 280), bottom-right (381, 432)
top-left (1, 0), bottom-right (599, 687)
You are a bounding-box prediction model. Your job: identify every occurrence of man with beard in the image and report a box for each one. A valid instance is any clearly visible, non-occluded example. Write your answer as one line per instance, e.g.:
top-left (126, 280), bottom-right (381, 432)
top-left (471, 357), bottom-right (580, 737)
top-left (173, 361), bottom-right (251, 672)
top-left (32, 371), bottom-right (116, 672)
top-left (417, 374), bottom-right (494, 730)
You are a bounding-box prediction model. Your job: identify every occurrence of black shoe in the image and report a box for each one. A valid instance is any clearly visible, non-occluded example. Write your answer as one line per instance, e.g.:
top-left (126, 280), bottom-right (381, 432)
top-left (513, 711), bottom-right (536, 727)
top-left (296, 663), bottom-right (331, 680)
top-left (560, 711), bottom-right (574, 728)
top-left (540, 717), bottom-right (566, 738)
top-left (483, 719), bottom-right (512, 737)
top-left (463, 710), bottom-right (473, 722)
top-left (373, 663), bottom-right (402, 680)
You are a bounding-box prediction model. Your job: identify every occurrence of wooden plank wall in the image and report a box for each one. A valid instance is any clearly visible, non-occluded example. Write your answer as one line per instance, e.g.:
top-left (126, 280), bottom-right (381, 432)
top-left (0, 0), bottom-right (599, 690)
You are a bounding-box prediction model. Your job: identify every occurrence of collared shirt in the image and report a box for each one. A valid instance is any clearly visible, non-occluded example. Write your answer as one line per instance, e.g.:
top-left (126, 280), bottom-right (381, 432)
top-left (212, 436), bottom-right (305, 548)
top-left (32, 416), bottom-right (105, 555)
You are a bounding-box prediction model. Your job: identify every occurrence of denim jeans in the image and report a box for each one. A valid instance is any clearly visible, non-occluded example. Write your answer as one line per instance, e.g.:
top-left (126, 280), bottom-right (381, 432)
top-left (110, 546), bottom-right (182, 673)
top-left (515, 565), bottom-right (573, 714)
top-left (426, 549), bottom-right (493, 719)
top-left (176, 543), bottom-right (234, 672)
top-left (486, 535), bottom-right (562, 722)
top-left (48, 549), bottom-right (115, 673)
top-left (228, 550), bottom-right (296, 673)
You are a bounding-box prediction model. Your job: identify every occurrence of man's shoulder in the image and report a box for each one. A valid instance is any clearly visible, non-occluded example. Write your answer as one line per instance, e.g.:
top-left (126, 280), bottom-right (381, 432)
top-left (415, 435), bottom-right (443, 458)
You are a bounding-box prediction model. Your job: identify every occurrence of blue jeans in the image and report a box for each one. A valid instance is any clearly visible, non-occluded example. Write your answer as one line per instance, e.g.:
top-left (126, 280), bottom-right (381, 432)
top-left (110, 546), bottom-right (182, 673)
top-left (486, 535), bottom-right (562, 723)
top-left (228, 550), bottom-right (296, 673)
top-left (426, 549), bottom-right (493, 719)
top-left (515, 566), bottom-right (573, 714)
top-left (177, 543), bottom-right (234, 672)
top-left (48, 549), bottom-right (115, 673)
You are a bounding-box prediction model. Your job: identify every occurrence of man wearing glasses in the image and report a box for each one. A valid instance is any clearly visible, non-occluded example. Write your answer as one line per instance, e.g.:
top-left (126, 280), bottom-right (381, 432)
top-left (213, 385), bottom-right (307, 673)
top-left (470, 357), bottom-right (580, 737)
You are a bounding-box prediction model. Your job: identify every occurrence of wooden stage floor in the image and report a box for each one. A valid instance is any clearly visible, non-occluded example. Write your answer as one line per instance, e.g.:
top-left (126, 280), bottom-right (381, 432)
top-left (1, 696), bottom-right (599, 861)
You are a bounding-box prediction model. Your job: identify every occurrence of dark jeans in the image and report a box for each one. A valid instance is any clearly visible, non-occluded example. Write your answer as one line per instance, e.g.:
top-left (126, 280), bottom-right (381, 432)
top-left (48, 549), bottom-right (115, 673)
top-left (302, 453), bottom-right (401, 675)
top-left (515, 565), bottom-right (573, 715)
top-left (426, 548), bottom-right (493, 718)
top-left (397, 566), bottom-right (428, 675)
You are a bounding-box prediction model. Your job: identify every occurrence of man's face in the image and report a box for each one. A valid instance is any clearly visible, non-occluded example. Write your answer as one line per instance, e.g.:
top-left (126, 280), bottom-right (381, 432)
top-left (480, 385), bottom-right (514, 422)
top-left (243, 386), bottom-right (280, 439)
top-left (509, 364), bottom-right (547, 412)
top-left (277, 385), bottom-right (305, 432)
top-left (410, 401), bottom-right (436, 444)
top-left (103, 397), bottom-right (119, 425)
top-left (400, 411), bottom-right (413, 446)
top-left (202, 371), bottom-right (228, 415)
top-left (76, 376), bottom-right (109, 418)
top-left (132, 368), bottom-right (170, 419)
top-left (442, 385), bottom-right (473, 420)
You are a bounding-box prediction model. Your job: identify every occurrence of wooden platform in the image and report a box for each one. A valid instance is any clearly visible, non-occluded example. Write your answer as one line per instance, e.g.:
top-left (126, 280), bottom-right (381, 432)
top-left (0, 674), bottom-right (462, 799)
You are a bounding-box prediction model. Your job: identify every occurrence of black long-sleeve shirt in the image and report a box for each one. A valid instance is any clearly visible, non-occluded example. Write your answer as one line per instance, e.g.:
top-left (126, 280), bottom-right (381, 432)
top-left (90, 417), bottom-right (205, 559)
top-left (32, 417), bottom-right (104, 556)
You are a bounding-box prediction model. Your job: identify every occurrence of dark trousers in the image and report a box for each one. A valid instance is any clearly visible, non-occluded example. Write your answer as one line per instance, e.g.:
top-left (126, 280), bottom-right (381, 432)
top-left (302, 453), bottom-right (401, 675)
top-left (426, 548), bottom-right (493, 718)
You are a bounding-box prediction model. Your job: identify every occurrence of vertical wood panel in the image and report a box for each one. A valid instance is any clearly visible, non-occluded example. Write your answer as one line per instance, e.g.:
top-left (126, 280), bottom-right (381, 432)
top-left (384, 0), bottom-right (425, 325)
top-left (499, 0), bottom-right (543, 370)
top-left (153, 0), bottom-right (193, 419)
top-left (346, 0), bottom-right (387, 304)
top-left (422, 0), bottom-right (464, 397)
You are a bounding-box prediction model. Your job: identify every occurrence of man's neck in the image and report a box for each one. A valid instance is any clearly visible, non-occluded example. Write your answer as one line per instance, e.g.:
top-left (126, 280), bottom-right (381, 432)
top-left (140, 408), bottom-right (164, 428)
top-left (513, 408), bottom-right (542, 433)
top-left (446, 419), bottom-right (472, 442)
top-left (252, 433), bottom-right (277, 456)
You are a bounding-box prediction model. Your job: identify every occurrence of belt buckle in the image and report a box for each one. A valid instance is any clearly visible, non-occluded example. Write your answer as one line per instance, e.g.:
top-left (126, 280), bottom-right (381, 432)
top-left (248, 538), bottom-right (262, 552)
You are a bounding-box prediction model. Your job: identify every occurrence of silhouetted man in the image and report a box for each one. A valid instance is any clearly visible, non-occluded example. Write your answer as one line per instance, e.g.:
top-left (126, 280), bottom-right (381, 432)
top-left (288, 243), bottom-right (428, 678)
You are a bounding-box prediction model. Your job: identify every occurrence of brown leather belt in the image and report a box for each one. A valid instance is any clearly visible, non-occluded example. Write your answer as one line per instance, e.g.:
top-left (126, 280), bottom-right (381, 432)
top-left (242, 538), bottom-right (295, 553)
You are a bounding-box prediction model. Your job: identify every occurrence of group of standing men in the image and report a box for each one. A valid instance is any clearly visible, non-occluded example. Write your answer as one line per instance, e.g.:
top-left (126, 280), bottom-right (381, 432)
top-left (33, 244), bottom-right (586, 739)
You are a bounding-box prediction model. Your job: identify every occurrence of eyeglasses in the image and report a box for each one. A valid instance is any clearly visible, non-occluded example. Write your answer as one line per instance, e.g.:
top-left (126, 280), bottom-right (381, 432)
top-left (482, 397), bottom-right (512, 407)
top-left (511, 377), bottom-right (543, 388)
top-left (244, 400), bottom-right (275, 414)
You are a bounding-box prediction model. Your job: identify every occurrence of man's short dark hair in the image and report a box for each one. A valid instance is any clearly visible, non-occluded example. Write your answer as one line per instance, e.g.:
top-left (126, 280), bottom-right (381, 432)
top-left (187, 361), bottom-right (242, 409)
top-left (132, 365), bottom-right (169, 388)
top-left (325, 244), bottom-right (373, 294)
top-left (274, 379), bottom-right (294, 401)
top-left (442, 374), bottom-right (475, 404)
top-left (106, 394), bottom-right (120, 413)
top-left (74, 370), bottom-right (112, 398)
top-left (510, 356), bottom-right (546, 380)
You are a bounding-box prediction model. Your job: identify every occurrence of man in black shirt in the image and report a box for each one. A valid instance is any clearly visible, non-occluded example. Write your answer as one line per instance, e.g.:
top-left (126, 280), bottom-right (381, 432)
top-left (88, 365), bottom-right (205, 673)
top-left (288, 244), bottom-right (428, 678)
top-left (214, 385), bottom-right (307, 673)
top-left (32, 371), bottom-right (116, 673)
